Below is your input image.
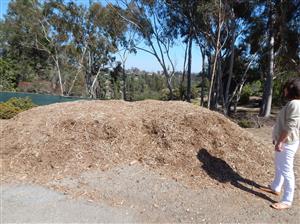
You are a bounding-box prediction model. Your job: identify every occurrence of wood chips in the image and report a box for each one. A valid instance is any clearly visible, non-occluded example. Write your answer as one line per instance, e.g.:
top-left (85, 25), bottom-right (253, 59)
top-left (0, 100), bottom-right (274, 188)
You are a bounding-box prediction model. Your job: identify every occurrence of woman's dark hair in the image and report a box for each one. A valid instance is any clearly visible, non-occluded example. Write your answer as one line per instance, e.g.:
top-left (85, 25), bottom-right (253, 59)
top-left (283, 78), bottom-right (300, 100)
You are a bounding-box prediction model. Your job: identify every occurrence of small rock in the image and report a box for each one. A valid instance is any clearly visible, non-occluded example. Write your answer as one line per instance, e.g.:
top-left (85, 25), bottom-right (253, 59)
top-left (153, 204), bottom-right (159, 208)
top-left (129, 160), bottom-right (138, 166)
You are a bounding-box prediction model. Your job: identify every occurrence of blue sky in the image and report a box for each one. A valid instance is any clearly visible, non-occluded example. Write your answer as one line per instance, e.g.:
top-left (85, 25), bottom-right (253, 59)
top-left (0, 0), bottom-right (202, 73)
top-left (0, 0), bottom-right (9, 19)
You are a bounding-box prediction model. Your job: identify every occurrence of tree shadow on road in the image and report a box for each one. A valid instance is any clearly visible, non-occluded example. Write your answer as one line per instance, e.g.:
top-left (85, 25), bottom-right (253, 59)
top-left (197, 148), bottom-right (276, 203)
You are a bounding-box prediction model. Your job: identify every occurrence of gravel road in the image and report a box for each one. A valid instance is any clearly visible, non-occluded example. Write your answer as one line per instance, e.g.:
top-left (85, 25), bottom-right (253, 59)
top-left (2, 162), bottom-right (300, 223)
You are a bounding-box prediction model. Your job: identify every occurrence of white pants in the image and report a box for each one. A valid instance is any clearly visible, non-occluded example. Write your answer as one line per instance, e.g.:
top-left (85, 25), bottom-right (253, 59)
top-left (271, 141), bottom-right (300, 205)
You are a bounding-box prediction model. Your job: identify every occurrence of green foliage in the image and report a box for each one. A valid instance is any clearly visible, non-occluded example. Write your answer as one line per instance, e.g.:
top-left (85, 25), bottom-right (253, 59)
top-left (191, 98), bottom-right (200, 106)
top-left (1, 0), bottom-right (50, 83)
top-left (159, 88), bottom-right (172, 100)
top-left (5, 97), bottom-right (36, 110)
top-left (1, 0), bottom-right (128, 98)
top-left (0, 58), bottom-right (18, 91)
top-left (0, 103), bottom-right (21, 119)
top-left (240, 81), bottom-right (263, 104)
top-left (239, 91), bottom-right (250, 105)
top-left (0, 97), bottom-right (36, 119)
top-left (249, 80), bottom-right (262, 96)
top-left (238, 119), bottom-right (255, 128)
top-left (191, 85), bottom-right (199, 99)
top-left (124, 73), bottom-right (168, 101)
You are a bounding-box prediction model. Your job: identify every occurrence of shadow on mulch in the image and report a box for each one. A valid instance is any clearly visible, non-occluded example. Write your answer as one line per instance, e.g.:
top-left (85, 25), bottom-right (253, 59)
top-left (197, 148), bottom-right (276, 203)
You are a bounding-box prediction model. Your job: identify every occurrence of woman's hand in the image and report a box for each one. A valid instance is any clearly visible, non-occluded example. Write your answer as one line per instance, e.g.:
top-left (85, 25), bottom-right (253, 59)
top-left (275, 130), bottom-right (288, 152)
top-left (275, 142), bottom-right (284, 152)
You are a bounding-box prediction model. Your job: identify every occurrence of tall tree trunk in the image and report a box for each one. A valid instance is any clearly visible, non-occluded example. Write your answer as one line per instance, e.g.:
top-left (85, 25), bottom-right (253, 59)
top-left (180, 41), bottom-right (189, 100)
top-left (260, 0), bottom-right (274, 117)
top-left (186, 36), bottom-right (193, 102)
top-left (67, 47), bottom-right (86, 96)
top-left (164, 70), bottom-right (173, 100)
top-left (53, 57), bottom-right (64, 96)
top-left (122, 64), bottom-right (127, 101)
top-left (207, 53), bottom-right (211, 95)
top-left (217, 55), bottom-right (224, 109)
top-left (208, 53), bottom-right (219, 109)
top-left (207, 0), bottom-right (223, 109)
top-left (85, 73), bottom-right (92, 98)
top-left (85, 51), bottom-right (93, 98)
top-left (224, 19), bottom-right (236, 115)
top-left (278, 0), bottom-right (287, 57)
top-left (233, 82), bottom-right (246, 113)
top-left (200, 48), bottom-right (206, 106)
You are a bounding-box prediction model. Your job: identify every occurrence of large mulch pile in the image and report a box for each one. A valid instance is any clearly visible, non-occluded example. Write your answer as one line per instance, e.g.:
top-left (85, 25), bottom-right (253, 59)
top-left (0, 100), bottom-right (273, 188)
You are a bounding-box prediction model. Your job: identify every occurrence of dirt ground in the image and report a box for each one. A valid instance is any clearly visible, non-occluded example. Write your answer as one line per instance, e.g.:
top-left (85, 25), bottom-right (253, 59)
top-left (2, 159), bottom-right (300, 223)
top-left (2, 160), bottom-right (300, 223)
top-left (1, 101), bottom-right (300, 223)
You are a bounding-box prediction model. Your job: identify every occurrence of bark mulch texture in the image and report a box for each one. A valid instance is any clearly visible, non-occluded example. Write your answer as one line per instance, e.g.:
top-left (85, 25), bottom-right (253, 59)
top-left (0, 100), bottom-right (273, 189)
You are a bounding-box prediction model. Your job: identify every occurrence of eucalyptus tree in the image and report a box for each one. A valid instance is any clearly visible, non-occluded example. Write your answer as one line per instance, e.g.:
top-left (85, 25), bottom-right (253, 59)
top-left (44, 0), bottom-right (127, 98)
top-left (2, 0), bottom-right (85, 96)
top-left (164, 0), bottom-right (204, 102)
top-left (165, 0), bottom-right (247, 110)
top-left (193, 0), bottom-right (274, 114)
top-left (217, 0), bottom-right (259, 114)
top-left (0, 0), bottom-right (52, 88)
top-left (109, 6), bottom-right (137, 101)
top-left (198, 0), bottom-right (229, 109)
top-left (196, 0), bottom-right (257, 112)
top-left (166, 0), bottom-right (232, 109)
top-left (245, 0), bottom-right (300, 117)
top-left (116, 33), bottom-right (137, 101)
top-left (116, 0), bottom-right (177, 99)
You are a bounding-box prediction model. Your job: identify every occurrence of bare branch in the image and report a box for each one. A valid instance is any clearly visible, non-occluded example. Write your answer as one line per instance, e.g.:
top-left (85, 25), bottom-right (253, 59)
top-left (90, 66), bottom-right (103, 98)
top-left (228, 51), bottom-right (259, 103)
top-left (38, 19), bottom-right (51, 43)
top-left (67, 46), bottom-right (87, 95)
top-left (134, 45), bottom-right (156, 56)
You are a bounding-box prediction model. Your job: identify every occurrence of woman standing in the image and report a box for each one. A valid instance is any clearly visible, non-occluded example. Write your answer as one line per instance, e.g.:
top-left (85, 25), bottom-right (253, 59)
top-left (261, 78), bottom-right (300, 210)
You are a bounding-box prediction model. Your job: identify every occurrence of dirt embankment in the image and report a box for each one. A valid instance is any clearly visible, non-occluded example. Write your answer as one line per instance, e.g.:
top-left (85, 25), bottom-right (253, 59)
top-left (0, 100), bottom-right (273, 188)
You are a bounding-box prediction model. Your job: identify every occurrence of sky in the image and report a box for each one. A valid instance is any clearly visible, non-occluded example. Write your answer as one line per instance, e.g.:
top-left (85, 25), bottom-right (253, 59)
top-left (0, 0), bottom-right (202, 73)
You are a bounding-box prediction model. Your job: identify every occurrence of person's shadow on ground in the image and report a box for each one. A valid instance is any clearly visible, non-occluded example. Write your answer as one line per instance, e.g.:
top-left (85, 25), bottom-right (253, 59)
top-left (197, 148), bottom-right (276, 203)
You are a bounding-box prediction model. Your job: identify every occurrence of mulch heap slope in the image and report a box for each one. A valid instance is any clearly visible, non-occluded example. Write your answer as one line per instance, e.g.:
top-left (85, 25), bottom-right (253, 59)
top-left (0, 100), bottom-right (273, 188)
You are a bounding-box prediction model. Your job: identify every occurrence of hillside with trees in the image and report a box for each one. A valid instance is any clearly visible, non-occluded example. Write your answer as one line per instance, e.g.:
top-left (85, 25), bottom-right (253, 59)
top-left (0, 0), bottom-right (299, 116)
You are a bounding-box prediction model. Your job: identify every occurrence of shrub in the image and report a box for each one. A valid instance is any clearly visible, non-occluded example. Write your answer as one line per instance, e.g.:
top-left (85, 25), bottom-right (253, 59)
top-left (239, 81), bottom-right (263, 105)
top-left (0, 104), bottom-right (21, 119)
top-left (159, 88), bottom-right (172, 100)
top-left (5, 97), bottom-right (36, 110)
top-left (191, 86), bottom-right (199, 99)
top-left (239, 91), bottom-right (251, 104)
top-left (250, 80), bottom-right (262, 96)
top-left (0, 58), bottom-right (18, 91)
top-left (0, 97), bottom-right (36, 119)
top-left (238, 119), bottom-right (255, 128)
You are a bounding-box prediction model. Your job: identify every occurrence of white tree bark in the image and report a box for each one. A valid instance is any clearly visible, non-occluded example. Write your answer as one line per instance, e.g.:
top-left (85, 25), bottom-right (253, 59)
top-left (260, 0), bottom-right (274, 117)
top-left (207, 0), bottom-right (223, 109)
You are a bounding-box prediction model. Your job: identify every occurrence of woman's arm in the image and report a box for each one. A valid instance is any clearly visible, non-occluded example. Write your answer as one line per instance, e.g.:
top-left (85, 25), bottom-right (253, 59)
top-left (276, 100), bottom-right (300, 151)
top-left (275, 130), bottom-right (288, 152)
